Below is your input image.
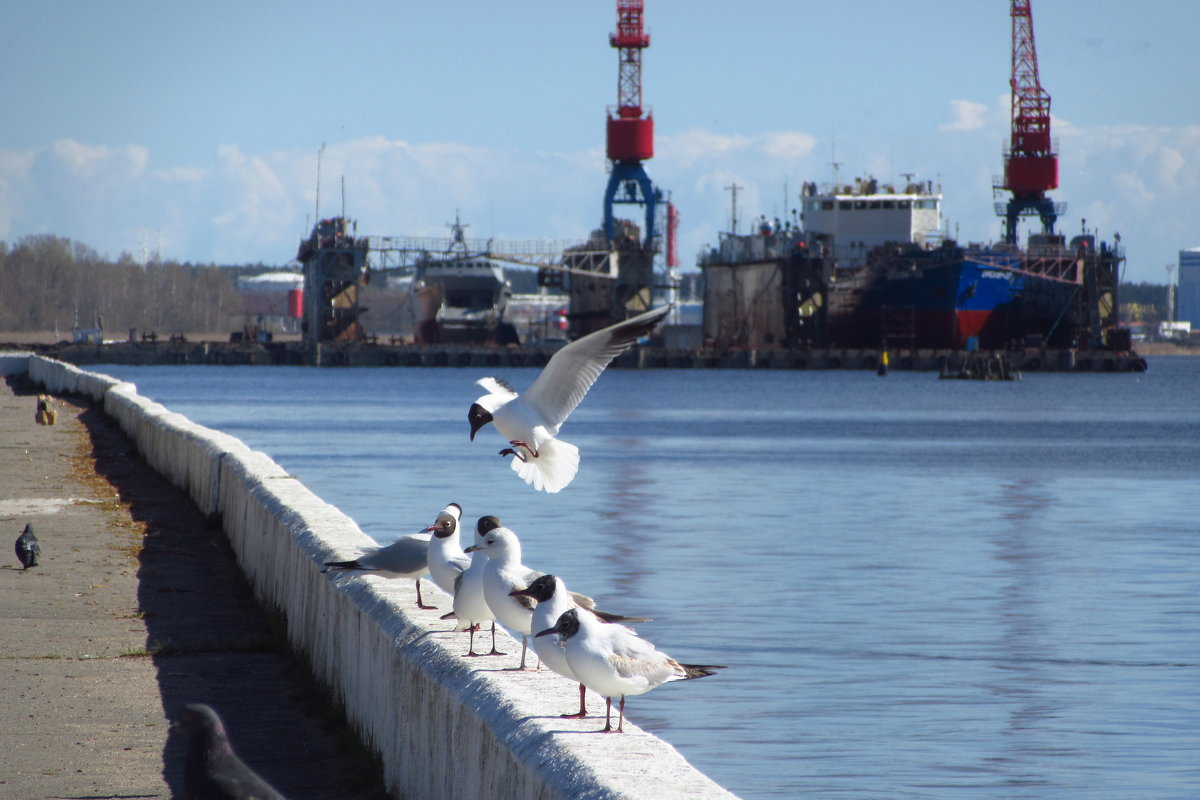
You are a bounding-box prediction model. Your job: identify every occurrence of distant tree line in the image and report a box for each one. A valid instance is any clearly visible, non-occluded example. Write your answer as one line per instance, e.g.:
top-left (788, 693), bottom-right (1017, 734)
top-left (1119, 281), bottom-right (1171, 326)
top-left (0, 234), bottom-right (247, 336)
top-left (1119, 282), bottom-right (1168, 309)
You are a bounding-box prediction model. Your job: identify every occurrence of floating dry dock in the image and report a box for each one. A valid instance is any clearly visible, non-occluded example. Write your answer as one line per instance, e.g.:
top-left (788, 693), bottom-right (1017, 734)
top-left (42, 339), bottom-right (1149, 373)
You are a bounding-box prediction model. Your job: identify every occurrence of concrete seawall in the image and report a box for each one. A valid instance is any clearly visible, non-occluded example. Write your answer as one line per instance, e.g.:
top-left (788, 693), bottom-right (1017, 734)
top-left (16, 354), bottom-right (738, 800)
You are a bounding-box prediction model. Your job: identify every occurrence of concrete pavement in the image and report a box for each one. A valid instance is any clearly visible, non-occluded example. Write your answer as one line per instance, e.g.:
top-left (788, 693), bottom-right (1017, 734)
top-left (0, 373), bottom-right (389, 799)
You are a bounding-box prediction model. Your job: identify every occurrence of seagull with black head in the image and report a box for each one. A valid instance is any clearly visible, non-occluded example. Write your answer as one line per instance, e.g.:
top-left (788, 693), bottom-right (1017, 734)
top-left (467, 305), bottom-right (670, 493)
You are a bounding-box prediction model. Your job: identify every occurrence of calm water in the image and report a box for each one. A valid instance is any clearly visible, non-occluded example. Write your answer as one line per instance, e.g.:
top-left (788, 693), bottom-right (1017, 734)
top-left (95, 359), bottom-right (1200, 799)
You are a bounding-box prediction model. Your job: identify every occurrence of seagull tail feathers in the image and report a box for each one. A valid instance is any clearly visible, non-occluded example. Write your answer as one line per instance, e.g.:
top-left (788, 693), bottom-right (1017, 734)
top-left (322, 559), bottom-right (362, 573)
top-left (679, 663), bottom-right (727, 680)
top-left (510, 438), bottom-right (580, 493)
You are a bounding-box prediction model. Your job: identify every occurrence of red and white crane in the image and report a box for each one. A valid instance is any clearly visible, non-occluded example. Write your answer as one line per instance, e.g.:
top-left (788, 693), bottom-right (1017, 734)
top-left (603, 0), bottom-right (661, 248)
top-left (997, 0), bottom-right (1065, 244)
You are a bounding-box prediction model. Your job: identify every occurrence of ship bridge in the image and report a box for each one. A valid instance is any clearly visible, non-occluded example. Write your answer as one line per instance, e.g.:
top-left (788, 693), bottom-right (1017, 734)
top-left (800, 177), bottom-right (943, 267)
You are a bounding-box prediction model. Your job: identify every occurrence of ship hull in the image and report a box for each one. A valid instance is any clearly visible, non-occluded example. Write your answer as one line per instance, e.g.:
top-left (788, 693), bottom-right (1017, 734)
top-left (827, 246), bottom-right (1080, 350)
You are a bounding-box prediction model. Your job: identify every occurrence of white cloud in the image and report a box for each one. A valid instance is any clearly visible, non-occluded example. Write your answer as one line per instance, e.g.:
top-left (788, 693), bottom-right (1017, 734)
top-left (762, 132), bottom-right (817, 160)
top-left (663, 129), bottom-right (753, 164)
top-left (1111, 171), bottom-right (1155, 207)
top-left (154, 166), bottom-right (206, 184)
top-left (208, 145), bottom-right (297, 260)
top-left (50, 139), bottom-right (148, 178)
top-left (939, 99), bottom-right (990, 132)
top-left (2, 121), bottom-right (1198, 281)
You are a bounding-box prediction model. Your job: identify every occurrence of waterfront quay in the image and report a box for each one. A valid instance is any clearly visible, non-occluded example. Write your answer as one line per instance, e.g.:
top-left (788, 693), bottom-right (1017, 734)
top-left (3, 353), bottom-right (738, 800)
top-left (41, 339), bottom-right (1149, 373)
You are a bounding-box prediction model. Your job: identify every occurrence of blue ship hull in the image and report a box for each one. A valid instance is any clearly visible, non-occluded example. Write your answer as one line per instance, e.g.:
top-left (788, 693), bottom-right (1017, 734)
top-left (827, 244), bottom-right (1081, 350)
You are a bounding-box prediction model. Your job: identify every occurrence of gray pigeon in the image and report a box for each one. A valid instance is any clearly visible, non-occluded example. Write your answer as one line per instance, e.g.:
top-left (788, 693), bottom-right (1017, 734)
top-left (175, 703), bottom-right (288, 800)
top-left (15, 523), bottom-right (40, 570)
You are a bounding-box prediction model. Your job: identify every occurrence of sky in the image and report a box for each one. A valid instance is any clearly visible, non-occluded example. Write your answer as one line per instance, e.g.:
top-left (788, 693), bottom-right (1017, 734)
top-left (1, 0), bottom-right (1197, 284)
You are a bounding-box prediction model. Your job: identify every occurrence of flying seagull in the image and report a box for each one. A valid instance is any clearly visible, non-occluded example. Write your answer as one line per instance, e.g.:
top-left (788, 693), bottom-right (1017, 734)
top-left (174, 703), bottom-right (288, 800)
top-left (15, 523), bottom-right (40, 570)
top-left (468, 304), bottom-right (670, 492)
top-left (536, 607), bottom-right (724, 733)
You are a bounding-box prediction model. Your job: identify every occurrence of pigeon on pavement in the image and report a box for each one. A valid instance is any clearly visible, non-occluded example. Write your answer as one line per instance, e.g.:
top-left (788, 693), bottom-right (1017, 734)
top-left (175, 703), bottom-right (288, 800)
top-left (15, 523), bottom-right (40, 570)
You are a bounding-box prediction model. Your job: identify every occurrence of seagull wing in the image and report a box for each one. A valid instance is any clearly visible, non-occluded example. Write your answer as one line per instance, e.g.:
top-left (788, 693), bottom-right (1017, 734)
top-left (567, 590), bottom-right (596, 610)
top-left (521, 305), bottom-right (670, 430)
top-left (355, 535), bottom-right (429, 574)
top-left (476, 376), bottom-right (519, 400)
top-left (607, 653), bottom-right (679, 688)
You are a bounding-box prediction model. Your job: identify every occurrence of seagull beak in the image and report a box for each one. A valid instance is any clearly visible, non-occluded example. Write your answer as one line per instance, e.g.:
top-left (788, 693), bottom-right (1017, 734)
top-left (508, 586), bottom-right (531, 598)
top-left (534, 626), bottom-right (557, 639)
top-left (464, 544), bottom-right (479, 553)
top-left (418, 524), bottom-right (435, 533)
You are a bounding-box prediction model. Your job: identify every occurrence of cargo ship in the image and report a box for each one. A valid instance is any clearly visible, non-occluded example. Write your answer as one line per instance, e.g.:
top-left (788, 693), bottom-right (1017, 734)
top-left (699, 175), bottom-right (1126, 354)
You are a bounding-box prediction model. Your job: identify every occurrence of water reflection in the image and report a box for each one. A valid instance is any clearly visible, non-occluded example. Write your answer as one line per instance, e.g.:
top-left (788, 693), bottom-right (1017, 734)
top-left (989, 479), bottom-right (1083, 788)
top-left (595, 438), bottom-right (655, 601)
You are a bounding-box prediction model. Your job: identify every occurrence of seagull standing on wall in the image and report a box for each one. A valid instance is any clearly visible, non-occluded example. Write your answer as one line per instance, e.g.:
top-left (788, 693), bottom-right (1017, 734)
top-left (465, 525), bottom-right (544, 670)
top-left (422, 503), bottom-right (468, 597)
top-left (510, 574), bottom-right (652, 718)
top-left (446, 515), bottom-right (506, 657)
top-left (321, 508), bottom-right (446, 609)
top-left (536, 607), bottom-right (724, 733)
top-left (467, 305), bottom-right (671, 493)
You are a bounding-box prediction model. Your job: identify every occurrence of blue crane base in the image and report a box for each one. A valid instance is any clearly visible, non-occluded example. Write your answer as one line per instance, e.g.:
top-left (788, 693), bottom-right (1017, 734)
top-left (603, 161), bottom-right (660, 248)
top-left (1002, 196), bottom-right (1059, 245)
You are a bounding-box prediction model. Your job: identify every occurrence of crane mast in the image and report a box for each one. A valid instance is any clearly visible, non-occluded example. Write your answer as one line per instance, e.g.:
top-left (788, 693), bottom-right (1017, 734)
top-left (603, 0), bottom-right (660, 248)
top-left (997, 0), bottom-right (1064, 244)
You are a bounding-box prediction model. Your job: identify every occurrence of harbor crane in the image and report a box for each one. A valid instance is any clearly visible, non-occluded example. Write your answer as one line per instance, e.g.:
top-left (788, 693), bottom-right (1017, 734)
top-left (995, 0), bottom-right (1066, 244)
top-left (603, 0), bottom-right (662, 250)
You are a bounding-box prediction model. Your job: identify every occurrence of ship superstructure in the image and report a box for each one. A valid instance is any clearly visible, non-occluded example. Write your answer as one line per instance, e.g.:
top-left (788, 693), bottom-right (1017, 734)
top-left (799, 177), bottom-right (944, 267)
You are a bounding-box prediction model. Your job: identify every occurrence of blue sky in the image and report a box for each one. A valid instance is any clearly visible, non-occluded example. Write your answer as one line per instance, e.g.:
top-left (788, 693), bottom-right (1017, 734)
top-left (2, 1), bottom-right (1196, 283)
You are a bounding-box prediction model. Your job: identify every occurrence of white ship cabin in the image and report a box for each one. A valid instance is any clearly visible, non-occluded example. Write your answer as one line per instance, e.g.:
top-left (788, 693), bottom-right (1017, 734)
top-left (800, 177), bottom-right (943, 267)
